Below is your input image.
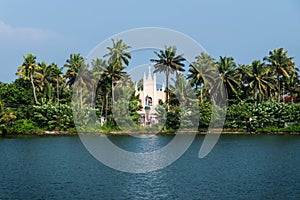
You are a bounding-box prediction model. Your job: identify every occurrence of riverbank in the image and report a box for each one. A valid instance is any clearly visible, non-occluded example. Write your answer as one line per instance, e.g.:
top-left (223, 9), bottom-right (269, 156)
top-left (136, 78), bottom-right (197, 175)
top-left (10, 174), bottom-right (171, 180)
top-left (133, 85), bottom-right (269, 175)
top-left (2, 129), bottom-right (300, 136)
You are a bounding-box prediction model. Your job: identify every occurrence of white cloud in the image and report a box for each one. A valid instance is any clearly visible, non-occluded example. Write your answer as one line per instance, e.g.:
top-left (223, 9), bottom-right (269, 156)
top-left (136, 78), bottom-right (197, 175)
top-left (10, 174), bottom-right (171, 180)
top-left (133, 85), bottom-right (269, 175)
top-left (0, 20), bottom-right (61, 44)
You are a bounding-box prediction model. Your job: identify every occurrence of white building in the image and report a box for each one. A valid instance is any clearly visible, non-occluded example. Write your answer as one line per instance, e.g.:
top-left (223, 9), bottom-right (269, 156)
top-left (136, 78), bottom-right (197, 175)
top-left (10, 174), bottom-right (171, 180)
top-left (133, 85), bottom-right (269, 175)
top-left (135, 66), bottom-right (166, 125)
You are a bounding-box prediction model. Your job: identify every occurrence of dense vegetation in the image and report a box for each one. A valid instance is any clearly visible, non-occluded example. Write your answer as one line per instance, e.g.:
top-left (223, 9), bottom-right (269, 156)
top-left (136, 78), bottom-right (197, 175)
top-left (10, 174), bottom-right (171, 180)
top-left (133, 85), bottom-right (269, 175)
top-left (0, 39), bottom-right (300, 134)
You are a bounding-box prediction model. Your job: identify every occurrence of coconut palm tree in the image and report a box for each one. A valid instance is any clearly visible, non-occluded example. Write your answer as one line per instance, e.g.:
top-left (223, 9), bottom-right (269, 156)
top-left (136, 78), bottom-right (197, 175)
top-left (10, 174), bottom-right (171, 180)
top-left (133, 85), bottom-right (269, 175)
top-left (284, 67), bottom-right (300, 103)
top-left (0, 100), bottom-right (16, 133)
top-left (104, 61), bottom-right (126, 104)
top-left (263, 48), bottom-right (295, 102)
top-left (246, 60), bottom-right (275, 102)
top-left (73, 63), bottom-right (93, 108)
top-left (236, 64), bottom-right (252, 101)
top-left (171, 73), bottom-right (197, 105)
top-left (104, 39), bottom-right (131, 103)
top-left (16, 54), bottom-right (41, 104)
top-left (211, 56), bottom-right (240, 104)
top-left (188, 52), bottom-right (217, 102)
top-left (35, 61), bottom-right (55, 100)
top-left (64, 53), bottom-right (85, 88)
top-left (91, 58), bottom-right (109, 114)
top-left (104, 39), bottom-right (131, 66)
top-left (48, 63), bottom-right (65, 103)
top-left (150, 46), bottom-right (186, 108)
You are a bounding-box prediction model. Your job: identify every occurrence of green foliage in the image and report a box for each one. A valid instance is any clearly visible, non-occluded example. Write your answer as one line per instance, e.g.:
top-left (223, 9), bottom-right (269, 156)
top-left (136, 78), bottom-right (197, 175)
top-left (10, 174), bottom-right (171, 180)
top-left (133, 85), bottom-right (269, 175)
top-left (198, 102), bottom-right (212, 129)
top-left (10, 119), bottom-right (38, 133)
top-left (1, 46), bottom-right (300, 134)
top-left (33, 101), bottom-right (74, 131)
top-left (224, 102), bottom-right (300, 131)
top-left (0, 100), bottom-right (17, 134)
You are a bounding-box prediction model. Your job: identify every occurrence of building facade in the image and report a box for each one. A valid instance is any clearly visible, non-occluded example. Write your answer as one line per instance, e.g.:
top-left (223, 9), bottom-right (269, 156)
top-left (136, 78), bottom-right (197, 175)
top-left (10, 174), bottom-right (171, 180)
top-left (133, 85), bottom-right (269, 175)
top-left (135, 66), bottom-right (165, 125)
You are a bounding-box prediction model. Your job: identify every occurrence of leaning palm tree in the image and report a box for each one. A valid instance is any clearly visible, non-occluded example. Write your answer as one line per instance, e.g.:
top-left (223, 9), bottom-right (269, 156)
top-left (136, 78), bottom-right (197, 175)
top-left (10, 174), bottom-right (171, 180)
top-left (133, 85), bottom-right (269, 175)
top-left (16, 54), bottom-right (41, 104)
top-left (246, 60), bottom-right (275, 102)
top-left (263, 48), bottom-right (295, 102)
top-left (150, 45), bottom-right (186, 108)
top-left (188, 52), bottom-right (217, 102)
top-left (64, 53), bottom-right (85, 88)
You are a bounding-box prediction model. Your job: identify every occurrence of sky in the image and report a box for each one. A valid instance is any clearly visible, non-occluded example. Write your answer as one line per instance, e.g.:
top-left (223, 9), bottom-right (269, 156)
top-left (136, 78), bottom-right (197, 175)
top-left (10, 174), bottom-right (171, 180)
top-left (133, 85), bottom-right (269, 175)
top-left (0, 0), bottom-right (300, 83)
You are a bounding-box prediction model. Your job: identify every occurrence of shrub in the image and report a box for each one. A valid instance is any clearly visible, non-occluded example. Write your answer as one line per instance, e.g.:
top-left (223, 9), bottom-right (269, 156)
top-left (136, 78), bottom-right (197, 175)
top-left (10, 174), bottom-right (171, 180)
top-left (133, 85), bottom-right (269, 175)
top-left (33, 102), bottom-right (75, 131)
top-left (10, 119), bottom-right (38, 133)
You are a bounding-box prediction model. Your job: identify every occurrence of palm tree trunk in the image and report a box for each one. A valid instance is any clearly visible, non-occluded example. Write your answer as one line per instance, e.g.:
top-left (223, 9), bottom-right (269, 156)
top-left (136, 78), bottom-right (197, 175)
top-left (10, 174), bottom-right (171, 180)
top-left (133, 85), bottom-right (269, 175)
top-left (30, 73), bottom-right (38, 104)
top-left (105, 93), bottom-right (108, 122)
top-left (100, 96), bottom-right (105, 118)
top-left (112, 79), bottom-right (115, 104)
top-left (166, 67), bottom-right (169, 111)
top-left (91, 84), bottom-right (94, 106)
top-left (200, 87), bottom-right (203, 103)
top-left (277, 75), bottom-right (281, 102)
top-left (282, 83), bottom-right (285, 103)
top-left (254, 85), bottom-right (257, 101)
top-left (56, 77), bottom-right (59, 103)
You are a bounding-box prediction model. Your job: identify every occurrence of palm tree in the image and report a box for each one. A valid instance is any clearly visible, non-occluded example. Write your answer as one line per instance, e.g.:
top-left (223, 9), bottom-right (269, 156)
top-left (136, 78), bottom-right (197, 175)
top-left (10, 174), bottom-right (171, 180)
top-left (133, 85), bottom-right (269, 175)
top-left (0, 101), bottom-right (16, 133)
top-left (91, 58), bottom-right (108, 113)
top-left (104, 61), bottom-right (126, 104)
top-left (263, 48), bottom-right (295, 102)
top-left (285, 67), bottom-right (300, 103)
top-left (104, 39), bottom-right (131, 103)
top-left (211, 56), bottom-right (240, 104)
top-left (36, 61), bottom-right (54, 100)
top-left (150, 46), bottom-right (186, 108)
top-left (48, 63), bottom-right (65, 103)
top-left (73, 63), bottom-right (93, 108)
top-left (16, 54), bottom-right (41, 104)
top-left (64, 54), bottom-right (85, 88)
top-left (246, 60), bottom-right (275, 102)
top-left (188, 52), bottom-right (217, 102)
top-left (104, 39), bottom-right (132, 66)
top-left (171, 73), bottom-right (197, 105)
top-left (236, 64), bottom-right (252, 101)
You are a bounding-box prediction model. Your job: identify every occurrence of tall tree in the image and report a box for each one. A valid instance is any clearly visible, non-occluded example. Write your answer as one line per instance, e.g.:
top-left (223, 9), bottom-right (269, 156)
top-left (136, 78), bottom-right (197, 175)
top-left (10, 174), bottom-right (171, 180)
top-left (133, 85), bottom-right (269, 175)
top-left (188, 52), bottom-right (217, 102)
top-left (0, 100), bottom-right (16, 134)
top-left (104, 39), bottom-right (132, 66)
top-left (48, 63), bottom-right (65, 103)
top-left (263, 48), bottom-right (295, 102)
top-left (246, 60), bottom-right (275, 102)
top-left (150, 46), bottom-right (186, 109)
top-left (16, 54), bottom-right (41, 104)
top-left (211, 56), bottom-right (240, 103)
top-left (64, 53), bottom-right (85, 88)
top-left (91, 58), bottom-right (109, 115)
top-left (36, 61), bottom-right (53, 100)
top-left (104, 39), bottom-right (131, 104)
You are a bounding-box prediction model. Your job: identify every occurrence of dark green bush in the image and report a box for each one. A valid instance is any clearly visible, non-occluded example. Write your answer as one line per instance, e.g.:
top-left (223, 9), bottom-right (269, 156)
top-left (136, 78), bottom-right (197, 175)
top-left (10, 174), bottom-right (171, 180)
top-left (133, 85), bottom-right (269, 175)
top-left (10, 119), bottom-right (38, 133)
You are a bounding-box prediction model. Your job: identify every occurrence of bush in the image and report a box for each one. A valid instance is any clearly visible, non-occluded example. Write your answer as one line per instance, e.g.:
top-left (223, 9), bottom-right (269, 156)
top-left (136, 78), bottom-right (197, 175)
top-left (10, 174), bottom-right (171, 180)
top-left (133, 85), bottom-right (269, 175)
top-left (10, 119), bottom-right (38, 133)
top-left (224, 102), bottom-right (300, 131)
top-left (33, 102), bottom-right (75, 131)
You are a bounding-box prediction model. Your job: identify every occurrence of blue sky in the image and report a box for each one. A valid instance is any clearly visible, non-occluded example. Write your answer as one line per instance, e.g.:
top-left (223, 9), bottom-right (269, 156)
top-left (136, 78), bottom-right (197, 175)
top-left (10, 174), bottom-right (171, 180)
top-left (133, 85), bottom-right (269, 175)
top-left (0, 0), bottom-right (299, 83)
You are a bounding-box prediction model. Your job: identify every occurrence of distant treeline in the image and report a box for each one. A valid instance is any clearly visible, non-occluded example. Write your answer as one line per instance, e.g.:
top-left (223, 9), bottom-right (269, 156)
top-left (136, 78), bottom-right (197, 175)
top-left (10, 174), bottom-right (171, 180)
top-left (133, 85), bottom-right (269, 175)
top-left (0, 40), bottom-right (300, 134)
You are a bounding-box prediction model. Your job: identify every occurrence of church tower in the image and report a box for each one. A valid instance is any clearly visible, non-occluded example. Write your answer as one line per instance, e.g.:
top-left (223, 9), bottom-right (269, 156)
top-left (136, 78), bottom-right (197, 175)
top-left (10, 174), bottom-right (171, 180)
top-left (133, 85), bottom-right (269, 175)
top-left (135, 65), bottom-right (165, 122)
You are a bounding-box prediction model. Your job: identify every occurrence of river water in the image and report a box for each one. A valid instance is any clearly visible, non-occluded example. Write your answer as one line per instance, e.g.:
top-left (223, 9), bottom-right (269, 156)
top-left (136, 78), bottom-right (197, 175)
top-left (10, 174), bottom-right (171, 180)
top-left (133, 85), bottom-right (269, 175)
top-left (0, 134), bottom-right (300, 199)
